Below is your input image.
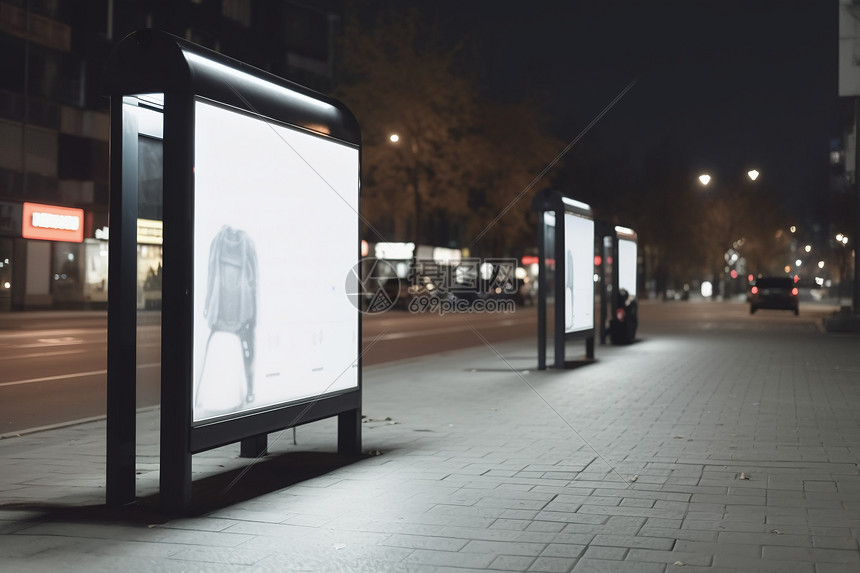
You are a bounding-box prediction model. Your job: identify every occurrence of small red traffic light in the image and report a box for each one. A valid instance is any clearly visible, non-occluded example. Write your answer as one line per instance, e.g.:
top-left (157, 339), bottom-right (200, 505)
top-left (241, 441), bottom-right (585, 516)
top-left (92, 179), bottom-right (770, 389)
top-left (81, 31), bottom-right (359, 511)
top-left (751, 286), bottom-right (759, 294)
top-left (594, 255), bottom-right (602, 266)
top-left (791, 287), bottom-right (798, 296)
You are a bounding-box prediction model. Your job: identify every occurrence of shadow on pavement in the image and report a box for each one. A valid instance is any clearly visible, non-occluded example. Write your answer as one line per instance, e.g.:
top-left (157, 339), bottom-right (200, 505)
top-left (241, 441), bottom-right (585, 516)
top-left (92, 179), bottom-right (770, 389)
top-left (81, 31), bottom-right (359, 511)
top-left (0, 450), bottom-right (368, 524)
top-left (562, 359), bottom-right (598, 369)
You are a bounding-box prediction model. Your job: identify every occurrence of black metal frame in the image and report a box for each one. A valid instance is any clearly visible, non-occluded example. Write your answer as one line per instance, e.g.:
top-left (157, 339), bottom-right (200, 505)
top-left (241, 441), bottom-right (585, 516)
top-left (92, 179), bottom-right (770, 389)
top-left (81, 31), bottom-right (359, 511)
top-left (597, 223), bottom-right (638, 345)
top-left (106, 96), bottom-right (141, 506)
top-left (532, 189), bottom-right (595, 370)
top-left (104, 30), bottom-right (362, 512)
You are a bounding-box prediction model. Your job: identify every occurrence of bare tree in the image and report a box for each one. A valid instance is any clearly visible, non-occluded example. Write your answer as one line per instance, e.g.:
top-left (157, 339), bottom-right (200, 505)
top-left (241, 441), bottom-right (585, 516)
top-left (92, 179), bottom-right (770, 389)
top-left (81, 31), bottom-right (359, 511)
top-left (335, 8), bottom-right (481, 245)
top-left (334, 6), bottom-right (564, 255)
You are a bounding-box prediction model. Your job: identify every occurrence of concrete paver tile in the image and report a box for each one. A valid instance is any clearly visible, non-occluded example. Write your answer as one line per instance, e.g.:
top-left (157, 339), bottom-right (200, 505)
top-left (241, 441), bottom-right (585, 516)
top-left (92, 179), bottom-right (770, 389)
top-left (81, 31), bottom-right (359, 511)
top-left (572, 558), bottom-right (667, 572)
top-left (168, 546), bottom-right (266, 565)
top-left (759, 545), bottom-right (860, 563)
top-left (220, 520), bottom-right (314, 539)
top-left (461, 539), bottom-right (546, 556)
top-left (403, 548), bottom-right (496, 568)
top-left (815, 564), bottom-right (860, 573)
top-left (17, 522), bottom-right (255, 547)
top-left (576, 505), bottom-right (686, 520)
top-left (489, 518), bottom-right (530, 531)
top-left (429, 526), bottom-right (523, 542)
top-left (524, 520), bottom-right (566, 533)
top-left (717, 530), bottom-right (812, 547)
top-left (812, 536), bottom-right (860, 551)
top-left (620, 498), bottom-right (655, 508)
top-left (490, 554), bottom-right (538, 571)
top-left (515, 531), bottom-right (569, 544)
top-left (590, 534), bottom-right (675, 550)
top-left (528, 556), bottom-right (576, 572)
top-left (626, 548), bottom-right (711, 566)
top-left (638, 527), bottom-right (717, 542)
top-left (582, 546), bottom-right (627, 560)
top-left (536, 511), bottom-right (606, 524)
top-left (671, 540), bottom-right (761, 558)
top-left (380, 533), bottom-right (469, 551)
top-left (712, 554), bottom-right (815, 572)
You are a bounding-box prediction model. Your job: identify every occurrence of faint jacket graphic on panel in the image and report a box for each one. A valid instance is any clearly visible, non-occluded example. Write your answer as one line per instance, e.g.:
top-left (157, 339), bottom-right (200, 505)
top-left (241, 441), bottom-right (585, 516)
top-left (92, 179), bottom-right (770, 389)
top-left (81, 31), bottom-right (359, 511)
top-left (194, 226), bottom-right (258, 417)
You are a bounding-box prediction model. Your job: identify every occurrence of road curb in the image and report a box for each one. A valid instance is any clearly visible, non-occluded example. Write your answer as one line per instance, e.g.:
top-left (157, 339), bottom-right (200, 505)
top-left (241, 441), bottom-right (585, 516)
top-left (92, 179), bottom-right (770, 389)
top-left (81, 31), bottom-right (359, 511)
top-left (0, 405), bottom-right (160, 440)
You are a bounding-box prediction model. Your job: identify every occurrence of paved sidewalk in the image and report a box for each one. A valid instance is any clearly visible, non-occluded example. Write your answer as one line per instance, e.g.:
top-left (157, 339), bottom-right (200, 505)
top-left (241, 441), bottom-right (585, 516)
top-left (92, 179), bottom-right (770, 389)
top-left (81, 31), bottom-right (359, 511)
top-left (1, 303), bottom-right (860, 572)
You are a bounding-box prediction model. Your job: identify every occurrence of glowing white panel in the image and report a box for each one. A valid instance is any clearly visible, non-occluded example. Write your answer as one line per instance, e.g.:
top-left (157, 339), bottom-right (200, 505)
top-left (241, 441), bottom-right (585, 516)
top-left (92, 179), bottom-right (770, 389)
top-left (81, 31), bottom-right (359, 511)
top-left (192, 99), bottom-right (359, 423)
top-left (618, 238), bottom-right (637, 298)
top-left (563, 212), bottom-right (594, 334)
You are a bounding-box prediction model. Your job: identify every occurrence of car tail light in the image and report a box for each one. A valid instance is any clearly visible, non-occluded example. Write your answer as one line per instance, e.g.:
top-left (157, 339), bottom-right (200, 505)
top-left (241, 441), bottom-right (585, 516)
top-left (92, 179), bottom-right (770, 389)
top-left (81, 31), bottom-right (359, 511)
top-left (791, 287), bottom-right (798, 296)
top-left (751, 286), bottom-right (759, 294)
top-left (616, 308), bottom-right (626, 322)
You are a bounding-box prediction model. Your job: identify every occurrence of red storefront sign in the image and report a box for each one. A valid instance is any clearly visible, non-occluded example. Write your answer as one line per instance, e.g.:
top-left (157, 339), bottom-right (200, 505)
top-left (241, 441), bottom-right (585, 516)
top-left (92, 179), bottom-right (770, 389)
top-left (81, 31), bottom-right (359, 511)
top-left (22, 202), bottom-right (84, 242)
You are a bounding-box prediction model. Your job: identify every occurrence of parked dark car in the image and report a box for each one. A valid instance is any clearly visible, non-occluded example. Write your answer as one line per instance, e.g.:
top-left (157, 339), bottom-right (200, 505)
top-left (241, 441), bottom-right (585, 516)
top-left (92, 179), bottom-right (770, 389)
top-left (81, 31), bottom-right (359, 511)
top-left (749, 276), bottom-right (798, 315)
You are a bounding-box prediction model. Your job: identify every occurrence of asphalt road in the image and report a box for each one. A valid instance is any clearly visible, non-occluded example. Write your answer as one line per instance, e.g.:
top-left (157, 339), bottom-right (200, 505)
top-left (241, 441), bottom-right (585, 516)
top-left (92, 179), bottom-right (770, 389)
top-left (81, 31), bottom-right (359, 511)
top-left (0, 299), bottom-right (841, 436)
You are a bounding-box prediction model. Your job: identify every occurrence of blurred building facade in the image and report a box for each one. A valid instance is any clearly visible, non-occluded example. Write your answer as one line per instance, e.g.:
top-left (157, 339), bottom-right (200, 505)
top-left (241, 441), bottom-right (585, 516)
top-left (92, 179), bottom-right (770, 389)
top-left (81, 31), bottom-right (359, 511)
top-left (0, 0), bottom-right (341, 310)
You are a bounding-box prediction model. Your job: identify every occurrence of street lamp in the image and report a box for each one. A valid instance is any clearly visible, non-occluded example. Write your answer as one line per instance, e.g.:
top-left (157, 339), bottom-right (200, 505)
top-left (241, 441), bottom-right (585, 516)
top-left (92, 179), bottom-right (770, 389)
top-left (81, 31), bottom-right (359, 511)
top-left (389, 132), bottom-right (421, 282)
top-left (698, 169), bottom-right (758, 298)
top-left (835, 233), bottom-right (850, 306)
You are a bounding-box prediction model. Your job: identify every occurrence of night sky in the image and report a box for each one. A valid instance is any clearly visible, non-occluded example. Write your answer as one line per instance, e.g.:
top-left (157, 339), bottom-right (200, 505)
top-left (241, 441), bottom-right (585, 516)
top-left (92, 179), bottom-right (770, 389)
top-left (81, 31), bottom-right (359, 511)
top-left (422, 1), bottom-right (842, 222)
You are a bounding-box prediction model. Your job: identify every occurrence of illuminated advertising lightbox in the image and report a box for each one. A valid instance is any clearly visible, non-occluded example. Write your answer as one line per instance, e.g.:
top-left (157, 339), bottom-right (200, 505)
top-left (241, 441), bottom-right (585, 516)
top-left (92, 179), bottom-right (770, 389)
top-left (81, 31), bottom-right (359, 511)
top-left (618, 238), bottom-right (637, 298)
top-left (192, 99), bottom-right (359, 423)
top-left (22, 202), bottom-right (84, 243)
top-left (563, 212), bottom-right (594, 334)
